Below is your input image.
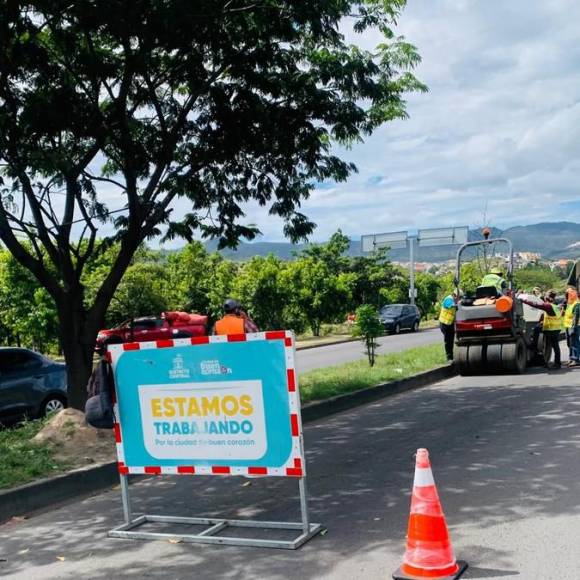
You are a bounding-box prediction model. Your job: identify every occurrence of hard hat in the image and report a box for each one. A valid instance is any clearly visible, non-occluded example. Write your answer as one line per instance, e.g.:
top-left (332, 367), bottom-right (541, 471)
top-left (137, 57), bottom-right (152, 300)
top-left (223, 298), bottom-right (240, 313)
top-left (490, 267), bottom-right (503, 275)
top-left (443, 296), bottom-right (455, 309)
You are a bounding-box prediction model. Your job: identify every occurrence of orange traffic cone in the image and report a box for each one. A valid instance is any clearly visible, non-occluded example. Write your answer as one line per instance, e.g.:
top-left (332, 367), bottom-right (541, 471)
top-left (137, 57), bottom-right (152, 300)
top-left (393, 449), bottom-right (468, 580)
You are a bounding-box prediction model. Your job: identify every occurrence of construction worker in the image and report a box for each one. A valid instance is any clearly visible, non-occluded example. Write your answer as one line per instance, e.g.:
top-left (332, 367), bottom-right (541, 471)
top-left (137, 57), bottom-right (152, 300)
top-left (439, 290), bottom-right (459, 362)
top-left (480, 267), bottom-right (508, 295)
top-left (564, 288), bottom-right (580, 366)
top-left (519, 289), bottom-right (563, 369)
top-left (213, 299), bottom-right (259, 335)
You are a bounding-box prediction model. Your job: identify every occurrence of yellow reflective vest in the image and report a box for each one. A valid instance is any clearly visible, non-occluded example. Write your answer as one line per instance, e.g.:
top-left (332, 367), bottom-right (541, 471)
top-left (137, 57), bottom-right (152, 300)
top-left (543, 303), bottom-right (563, 331)
top-left (564, 300), bottom-right (579, 329)
top-left (439, 296), bottom-right (456, 326)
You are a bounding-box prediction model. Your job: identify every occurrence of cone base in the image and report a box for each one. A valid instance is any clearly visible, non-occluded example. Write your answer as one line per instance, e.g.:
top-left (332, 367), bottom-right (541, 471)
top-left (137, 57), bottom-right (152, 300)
top-left (392, 560), bottom-right (468, 580)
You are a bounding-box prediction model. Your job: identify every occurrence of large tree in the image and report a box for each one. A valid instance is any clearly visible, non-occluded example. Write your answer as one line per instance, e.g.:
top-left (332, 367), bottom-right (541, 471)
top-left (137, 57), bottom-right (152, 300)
top-left (0, 0), bottom-right (425, 408)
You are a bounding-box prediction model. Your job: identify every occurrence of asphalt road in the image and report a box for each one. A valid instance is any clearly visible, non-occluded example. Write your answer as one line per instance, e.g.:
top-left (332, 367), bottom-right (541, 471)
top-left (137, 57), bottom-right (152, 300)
top-left (297, 327), bottom-right (440, 373)
top-left (2, 367), bottom-right (580, 579)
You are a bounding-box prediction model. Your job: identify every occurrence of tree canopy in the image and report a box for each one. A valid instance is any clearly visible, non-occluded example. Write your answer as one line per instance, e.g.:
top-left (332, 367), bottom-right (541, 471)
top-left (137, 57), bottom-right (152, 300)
top-left (0, 0), bottom-right (425, 407)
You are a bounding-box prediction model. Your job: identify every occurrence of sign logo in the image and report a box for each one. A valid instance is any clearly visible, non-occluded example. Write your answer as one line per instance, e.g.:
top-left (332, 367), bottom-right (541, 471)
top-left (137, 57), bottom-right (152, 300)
top-left (200, 359), bottom-right (232, 376)
top-left (169, 354), bottom-right (190, 379)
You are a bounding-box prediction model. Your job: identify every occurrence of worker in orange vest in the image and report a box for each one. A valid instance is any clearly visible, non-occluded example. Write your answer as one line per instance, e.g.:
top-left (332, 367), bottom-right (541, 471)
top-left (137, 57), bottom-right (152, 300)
top-left (213, 299), bottom-right (259, 335)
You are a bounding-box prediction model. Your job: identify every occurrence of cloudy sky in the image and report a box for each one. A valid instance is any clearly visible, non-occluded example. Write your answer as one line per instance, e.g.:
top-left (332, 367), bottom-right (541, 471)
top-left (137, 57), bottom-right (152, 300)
top-left (238, 0), bottom-right (580, 243)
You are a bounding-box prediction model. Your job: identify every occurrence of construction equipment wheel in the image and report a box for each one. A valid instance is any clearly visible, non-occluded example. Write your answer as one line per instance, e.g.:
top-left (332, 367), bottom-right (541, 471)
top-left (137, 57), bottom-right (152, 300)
top-left (455, 345), bottom-right (470, 375)
top-left (467, 344), bottom-right (485, 374)
top-left (455, 344), bottom-right (485, 376)
top-left (486, 343), bottom-right (503, 373)
top-left (502, 339), bottom-right (527, 374)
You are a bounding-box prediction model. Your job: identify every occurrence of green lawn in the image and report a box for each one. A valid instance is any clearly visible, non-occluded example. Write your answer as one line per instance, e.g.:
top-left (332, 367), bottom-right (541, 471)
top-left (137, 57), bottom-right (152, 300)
top-left (0, 419), bottom-right (68, 490)
top-left (299, 343), bottom-right (447, 404)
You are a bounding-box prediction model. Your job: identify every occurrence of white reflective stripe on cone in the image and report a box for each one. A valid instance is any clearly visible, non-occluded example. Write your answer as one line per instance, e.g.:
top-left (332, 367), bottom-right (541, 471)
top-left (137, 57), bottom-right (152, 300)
top-left (414, 466), bottom-right (435, 487)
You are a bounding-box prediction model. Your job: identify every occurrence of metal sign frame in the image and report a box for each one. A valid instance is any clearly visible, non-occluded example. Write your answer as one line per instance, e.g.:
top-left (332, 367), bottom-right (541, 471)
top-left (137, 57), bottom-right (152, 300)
top-left (361, 226), bottom-right (469, 305)
top-left (361, 231), bottom-right (408, 252)
top-left (417, 226), bottom-right (469, 247)
top-left (106, 332), bottom-right (322, 550)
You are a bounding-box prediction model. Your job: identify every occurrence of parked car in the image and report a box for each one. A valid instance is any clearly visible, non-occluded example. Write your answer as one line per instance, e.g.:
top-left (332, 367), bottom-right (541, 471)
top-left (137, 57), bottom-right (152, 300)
top-left (0, 348), bottom-right (68, 424)
top-left (95, 311), bottom-right (208, 349)
top-left (378, 304), bottom-right (421, 334)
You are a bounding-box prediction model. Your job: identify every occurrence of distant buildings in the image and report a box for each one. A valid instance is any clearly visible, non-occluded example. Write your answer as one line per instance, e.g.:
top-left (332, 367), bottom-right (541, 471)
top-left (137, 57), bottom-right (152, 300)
top-left (393, 251), bottom-right (551, 275)
top-left (515, 252), bottom-right (541, 267)
top-left (392, 251), bottom-right (578, 276)
top-left (549, 258), bottom-right (572, 271)
top-left (394, 261), bottom-right (433, 273)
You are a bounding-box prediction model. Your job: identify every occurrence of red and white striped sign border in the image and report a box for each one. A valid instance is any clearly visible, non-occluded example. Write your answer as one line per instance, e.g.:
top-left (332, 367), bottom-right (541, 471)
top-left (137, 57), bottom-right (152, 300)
top-left (107, 331), bottom-right (305, 478)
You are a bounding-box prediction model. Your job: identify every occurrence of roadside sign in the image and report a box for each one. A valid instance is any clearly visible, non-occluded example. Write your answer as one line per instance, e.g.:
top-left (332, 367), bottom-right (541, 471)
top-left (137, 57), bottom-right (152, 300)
top-left (106, 332), bottom-right (322, 550)
top-left (108, 333), bottom-right (304, 477)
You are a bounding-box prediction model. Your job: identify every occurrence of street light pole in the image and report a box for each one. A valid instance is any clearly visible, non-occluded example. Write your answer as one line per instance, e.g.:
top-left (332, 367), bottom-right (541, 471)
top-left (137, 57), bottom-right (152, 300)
top-left (409, 236), bottom-right (416, 306)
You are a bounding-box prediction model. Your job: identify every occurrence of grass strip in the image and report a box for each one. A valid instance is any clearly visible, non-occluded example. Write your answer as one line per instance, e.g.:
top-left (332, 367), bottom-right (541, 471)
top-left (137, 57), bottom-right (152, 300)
top-left (0, 419), bottom-right (68, 490)
top-left (299, 343), bottom-right (446, 404)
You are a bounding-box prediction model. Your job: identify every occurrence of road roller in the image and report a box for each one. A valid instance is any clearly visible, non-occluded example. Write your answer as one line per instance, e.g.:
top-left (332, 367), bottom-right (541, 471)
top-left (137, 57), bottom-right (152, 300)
top-left (453, 233), bottom-right (543, 375)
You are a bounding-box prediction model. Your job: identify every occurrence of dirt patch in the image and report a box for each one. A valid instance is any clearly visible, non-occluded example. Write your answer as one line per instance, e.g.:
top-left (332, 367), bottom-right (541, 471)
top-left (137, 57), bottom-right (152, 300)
top-left (33, 408), bottom-right (115, 467)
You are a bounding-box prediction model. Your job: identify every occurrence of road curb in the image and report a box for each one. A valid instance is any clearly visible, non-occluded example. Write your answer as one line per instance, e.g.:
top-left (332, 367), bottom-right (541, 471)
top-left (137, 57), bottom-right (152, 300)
top-left (295, 327), bottom-right (439, 351)
top-left (0, 363), bottom-right (456, 524)
top-left (296, 337), bottom-right (358, 351)
top-left (301, 364), bottom-right (457, 422)
top-left (0, 461), bottom-right (118, 524)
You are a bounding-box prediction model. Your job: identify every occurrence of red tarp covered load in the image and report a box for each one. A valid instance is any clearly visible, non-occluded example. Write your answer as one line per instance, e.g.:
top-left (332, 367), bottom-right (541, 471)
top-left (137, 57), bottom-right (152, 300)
top-left (162, 311), bottom-right (208, 327)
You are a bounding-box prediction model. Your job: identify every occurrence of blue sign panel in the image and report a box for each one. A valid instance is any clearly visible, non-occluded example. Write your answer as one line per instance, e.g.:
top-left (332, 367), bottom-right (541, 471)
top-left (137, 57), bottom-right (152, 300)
top-left (109, 334), bottom-right (304, 477)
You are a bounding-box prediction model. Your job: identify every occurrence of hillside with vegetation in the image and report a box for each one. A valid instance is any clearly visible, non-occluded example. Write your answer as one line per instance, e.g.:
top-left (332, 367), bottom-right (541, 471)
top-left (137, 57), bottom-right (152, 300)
top-left (206, 222), bottom-right (580, 262)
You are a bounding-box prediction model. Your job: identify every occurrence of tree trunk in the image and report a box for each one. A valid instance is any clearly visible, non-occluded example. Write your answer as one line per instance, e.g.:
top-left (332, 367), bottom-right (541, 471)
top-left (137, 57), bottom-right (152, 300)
top-left (61, 336), bottom-right (96, 410)
top-left (57, 292), bottom-right (103, 410)
top-left (311, 320), bottom-right (321, 337)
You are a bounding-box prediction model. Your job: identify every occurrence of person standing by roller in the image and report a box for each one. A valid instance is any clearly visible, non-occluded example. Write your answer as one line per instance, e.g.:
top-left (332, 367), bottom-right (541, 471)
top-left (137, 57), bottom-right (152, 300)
top-left (564, 288), bottom-right (580, 366)
top-left (519, 289), bottom-right (563, 369)
top-left (439, 290), bottom-right (459, 362)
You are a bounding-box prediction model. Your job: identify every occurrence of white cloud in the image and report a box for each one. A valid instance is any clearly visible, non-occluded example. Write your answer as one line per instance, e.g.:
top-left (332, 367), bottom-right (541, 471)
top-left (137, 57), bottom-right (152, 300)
top-left (95, 0), bottom-right (580, 248)
top-left (271, 0), bottom-right (580, 242)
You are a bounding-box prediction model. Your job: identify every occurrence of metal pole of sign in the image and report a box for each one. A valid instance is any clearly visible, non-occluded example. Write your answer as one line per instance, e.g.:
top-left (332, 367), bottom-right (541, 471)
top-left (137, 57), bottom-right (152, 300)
top-left (298, 478), bottom-right (310, 536)
top-left (409, 236), bottom-right (416, 305)
top-left (120, 474), bottom-right (133, 524)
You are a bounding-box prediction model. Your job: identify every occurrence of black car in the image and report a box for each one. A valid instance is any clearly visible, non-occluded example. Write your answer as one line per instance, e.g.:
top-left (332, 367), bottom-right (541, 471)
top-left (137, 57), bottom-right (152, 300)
top-left (0, 348), bottom-right (68, 424)
top-left (379, 304), bottom-right (421, 334)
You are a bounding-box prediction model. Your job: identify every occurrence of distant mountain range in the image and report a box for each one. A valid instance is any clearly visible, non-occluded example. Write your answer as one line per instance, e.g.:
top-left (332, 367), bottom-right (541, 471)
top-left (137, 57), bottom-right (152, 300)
top-left (205, 222), bottom-right (580, 262)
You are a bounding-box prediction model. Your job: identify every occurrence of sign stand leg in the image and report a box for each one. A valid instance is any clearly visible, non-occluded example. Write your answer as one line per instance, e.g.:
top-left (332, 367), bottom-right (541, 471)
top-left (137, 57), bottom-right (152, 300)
top-left (298, 477), bottom-right (310, 535)
top-left (109, 474), bottom-right (323, 549)
top-left (120, 474), bottom-right (133, 524)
